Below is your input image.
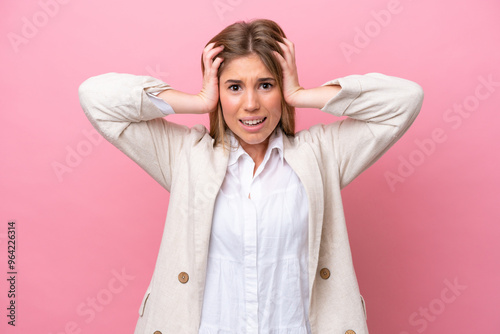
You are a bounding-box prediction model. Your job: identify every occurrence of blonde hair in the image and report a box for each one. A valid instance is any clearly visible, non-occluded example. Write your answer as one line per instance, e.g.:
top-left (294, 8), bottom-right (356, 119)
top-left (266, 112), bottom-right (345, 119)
top-left (201, 19), bottom-right (296, 149)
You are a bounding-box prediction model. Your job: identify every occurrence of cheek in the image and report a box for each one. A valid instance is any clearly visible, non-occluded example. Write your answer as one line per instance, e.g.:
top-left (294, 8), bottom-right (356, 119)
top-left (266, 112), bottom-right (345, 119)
top-left (220, 93), bottom-right (239, 116)
top-left (220, 95), bottom-right (240, 127)
top-left (265, 93), bottom-right (283, 117)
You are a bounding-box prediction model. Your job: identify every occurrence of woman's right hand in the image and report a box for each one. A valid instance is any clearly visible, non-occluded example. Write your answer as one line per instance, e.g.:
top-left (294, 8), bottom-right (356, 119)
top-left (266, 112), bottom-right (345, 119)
top-left (156, 43), bottom-right (224, 115)
top-left (197, 42), bottom-right (225, 114)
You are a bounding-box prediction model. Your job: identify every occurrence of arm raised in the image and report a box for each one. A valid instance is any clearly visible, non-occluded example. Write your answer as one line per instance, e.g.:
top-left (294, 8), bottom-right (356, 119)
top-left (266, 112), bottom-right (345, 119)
top-left (312, 72), bottom-right (424, 188)
top-left (78, 44), bottom-right (226, 191)
top-left (79, 72), bottom-right (195, 191)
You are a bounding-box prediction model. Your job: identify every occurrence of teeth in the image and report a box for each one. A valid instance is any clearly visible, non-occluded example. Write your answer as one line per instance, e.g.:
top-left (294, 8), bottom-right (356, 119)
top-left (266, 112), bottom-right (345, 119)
top-left (242, 119), bottom-right (264, 126)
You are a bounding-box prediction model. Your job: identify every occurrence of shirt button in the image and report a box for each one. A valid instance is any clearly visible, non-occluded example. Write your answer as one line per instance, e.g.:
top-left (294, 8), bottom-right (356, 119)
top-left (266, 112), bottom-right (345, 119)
top-left (178, 272), bottom-right (189, 284)
top-left (320, 268), bottom-right (330, 279)
top-left (345, 330), bottom-right (356, 334)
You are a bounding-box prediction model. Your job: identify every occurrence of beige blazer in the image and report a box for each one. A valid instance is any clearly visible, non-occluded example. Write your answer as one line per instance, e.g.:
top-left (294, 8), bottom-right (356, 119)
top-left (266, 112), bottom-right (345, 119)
top-left (79, 72), bottom-right (423, 334)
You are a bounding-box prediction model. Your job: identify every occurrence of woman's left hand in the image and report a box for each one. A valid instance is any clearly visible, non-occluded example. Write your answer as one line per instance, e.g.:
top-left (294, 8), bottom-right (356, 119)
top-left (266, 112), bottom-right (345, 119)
top-left (273, 38), bottom-right (304, 107)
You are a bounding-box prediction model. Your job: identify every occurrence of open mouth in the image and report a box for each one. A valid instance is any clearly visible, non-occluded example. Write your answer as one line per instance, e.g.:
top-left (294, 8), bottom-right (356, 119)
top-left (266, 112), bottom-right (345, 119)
top-left (239, 117), bottom-right (267, 126)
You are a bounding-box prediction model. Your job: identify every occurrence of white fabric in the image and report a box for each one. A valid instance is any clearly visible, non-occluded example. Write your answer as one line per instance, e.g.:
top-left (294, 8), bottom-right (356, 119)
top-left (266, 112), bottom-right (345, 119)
top-left (146, 94), bottom-right (312, 333)
top-left (199, 128), bottom-right (310, 334)
top-left (146, 91), bottom-right (175, 115)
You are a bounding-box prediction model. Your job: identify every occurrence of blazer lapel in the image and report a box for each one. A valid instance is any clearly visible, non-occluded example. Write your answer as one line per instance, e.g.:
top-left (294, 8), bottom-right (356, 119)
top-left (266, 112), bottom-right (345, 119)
top-left (191, 132), bottom-right (325, 322)
top-left (192, 140), bottom-right (230, 313)
top-left (283, 135), bottom-right (325, 304)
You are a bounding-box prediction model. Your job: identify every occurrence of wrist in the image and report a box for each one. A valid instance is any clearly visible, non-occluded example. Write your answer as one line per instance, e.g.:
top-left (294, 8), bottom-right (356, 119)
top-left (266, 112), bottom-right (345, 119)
top-left (285, 87), bottom-right (305, 108)
top-left (195, 93), bottom-right (218, 114)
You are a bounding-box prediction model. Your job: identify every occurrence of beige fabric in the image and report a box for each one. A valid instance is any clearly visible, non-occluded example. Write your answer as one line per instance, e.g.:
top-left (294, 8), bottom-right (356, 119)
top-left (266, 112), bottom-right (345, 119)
top-left (78, 72), bottom-right (423, 334)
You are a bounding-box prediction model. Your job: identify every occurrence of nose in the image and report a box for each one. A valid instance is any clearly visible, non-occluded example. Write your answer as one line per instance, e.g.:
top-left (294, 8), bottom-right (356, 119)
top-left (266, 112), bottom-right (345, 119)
top-left (243, 89), bottom-right (260, 112)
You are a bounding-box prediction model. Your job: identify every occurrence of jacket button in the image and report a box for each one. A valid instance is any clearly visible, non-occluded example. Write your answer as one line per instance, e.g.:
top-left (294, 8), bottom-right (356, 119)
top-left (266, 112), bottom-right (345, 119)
top-left (178, 272), bottom-right (189, 284)
top-left (345, 330), bottom-right (356, 334)
top-left (320, 268), bottom-right (330, 279)
top-left (153, 331), bottom-right (162, 334)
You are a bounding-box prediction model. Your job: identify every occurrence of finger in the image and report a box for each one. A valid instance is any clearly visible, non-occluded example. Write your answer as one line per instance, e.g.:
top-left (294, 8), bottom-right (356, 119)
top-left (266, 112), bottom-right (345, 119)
top-left (280, 38), bottom-right (296, 59)
top-left (281, 41), bottom-right (297, 66)
top-left (211, 56), bottom-right (224, 73)
top-left (272, 50), bottom-right (288, 71)
top-left (204, 55), bottom-right (224, 81)
top-left (202, 43), bottom-right (217, 63)
top-left (272, 49), bottom-right (286, 62)
top-left (282, 38), bottom-right (294, 47)
top-left (203, 45), bottom-right (224, 74)
top-left (205, 45), bottom-right (224, 64)
top-left (276, 41), bottom-right (293, 65)
top-left (203, 42), bottom-right (216, 52)
top-left (282, 38), bottom-right (295, 58)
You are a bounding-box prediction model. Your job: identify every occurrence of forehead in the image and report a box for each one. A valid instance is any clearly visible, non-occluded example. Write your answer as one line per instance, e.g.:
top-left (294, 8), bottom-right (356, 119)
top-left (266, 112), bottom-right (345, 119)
top-left (220, 54), bottom-right (273, 80)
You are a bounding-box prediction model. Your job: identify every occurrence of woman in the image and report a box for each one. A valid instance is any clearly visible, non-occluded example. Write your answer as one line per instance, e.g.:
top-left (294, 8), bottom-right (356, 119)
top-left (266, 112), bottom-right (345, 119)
top-left (79, 19), bottom-right (423, 334)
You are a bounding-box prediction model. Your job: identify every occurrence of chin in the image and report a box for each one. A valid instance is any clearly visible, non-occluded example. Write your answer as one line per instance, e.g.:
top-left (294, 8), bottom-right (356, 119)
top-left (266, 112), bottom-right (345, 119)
top-left (237, 132), bottom-right (269, 146)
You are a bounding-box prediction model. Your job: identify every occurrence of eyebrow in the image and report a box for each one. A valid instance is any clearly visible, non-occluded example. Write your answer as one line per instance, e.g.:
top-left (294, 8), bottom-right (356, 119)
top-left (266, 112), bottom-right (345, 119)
top-left (224, 77), bottom-right (276, 84)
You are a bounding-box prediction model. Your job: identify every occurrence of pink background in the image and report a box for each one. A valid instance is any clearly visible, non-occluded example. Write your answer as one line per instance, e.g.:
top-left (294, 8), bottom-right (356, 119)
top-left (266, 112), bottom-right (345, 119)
top-left (1, 0), bottom-right (499, 333)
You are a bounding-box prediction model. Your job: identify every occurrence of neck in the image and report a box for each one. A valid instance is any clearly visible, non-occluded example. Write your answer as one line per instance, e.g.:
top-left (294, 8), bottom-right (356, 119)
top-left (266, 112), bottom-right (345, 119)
top-left (239, 137), bottom-right (269, 166)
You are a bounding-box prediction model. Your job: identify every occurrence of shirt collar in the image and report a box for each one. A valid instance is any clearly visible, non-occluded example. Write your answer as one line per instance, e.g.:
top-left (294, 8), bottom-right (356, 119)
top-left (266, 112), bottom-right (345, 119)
top-left (227, 127), bottom-right (284, 167)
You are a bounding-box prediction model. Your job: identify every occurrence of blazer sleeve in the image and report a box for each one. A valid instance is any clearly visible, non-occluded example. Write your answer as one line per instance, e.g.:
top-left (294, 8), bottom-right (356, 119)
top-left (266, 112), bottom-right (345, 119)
top-left (78, 72), bottom-right (198, 191)
top-left (310, 72), bottom-right (424, 189)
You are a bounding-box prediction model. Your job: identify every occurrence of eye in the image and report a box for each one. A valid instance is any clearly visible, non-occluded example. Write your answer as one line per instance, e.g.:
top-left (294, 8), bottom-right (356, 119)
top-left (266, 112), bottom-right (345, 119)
top-left (228, 84), bottom-right (241, 91)
top-left (260, 82), bottom-right (273, 90)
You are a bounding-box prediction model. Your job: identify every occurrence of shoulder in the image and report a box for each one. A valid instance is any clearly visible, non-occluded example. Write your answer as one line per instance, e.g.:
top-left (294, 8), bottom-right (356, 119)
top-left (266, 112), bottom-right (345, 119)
top-left (285, 122), bottom-right (341, 147)
top-left (166, 122), bottom-right (214, 148)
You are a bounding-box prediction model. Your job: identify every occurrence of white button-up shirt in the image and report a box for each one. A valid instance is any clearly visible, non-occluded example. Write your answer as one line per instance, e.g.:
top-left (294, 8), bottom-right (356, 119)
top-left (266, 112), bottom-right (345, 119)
top-left (199, 128), bottom-right (310, 334)
top-left (147, 93), bottom-right (311, 333)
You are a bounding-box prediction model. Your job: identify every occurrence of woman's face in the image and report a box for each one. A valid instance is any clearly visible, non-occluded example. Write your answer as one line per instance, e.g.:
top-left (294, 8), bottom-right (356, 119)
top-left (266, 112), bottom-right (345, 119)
top-left (219, 53), bottom-right (282, 149)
